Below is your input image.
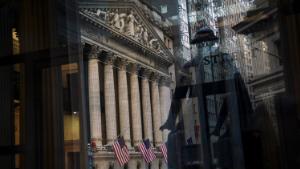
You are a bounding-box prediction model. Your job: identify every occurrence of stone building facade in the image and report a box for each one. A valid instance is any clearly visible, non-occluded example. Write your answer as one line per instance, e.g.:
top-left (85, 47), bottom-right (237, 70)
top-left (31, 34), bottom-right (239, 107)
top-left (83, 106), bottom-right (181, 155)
top-left (79, 1), bottom-right (174, 169)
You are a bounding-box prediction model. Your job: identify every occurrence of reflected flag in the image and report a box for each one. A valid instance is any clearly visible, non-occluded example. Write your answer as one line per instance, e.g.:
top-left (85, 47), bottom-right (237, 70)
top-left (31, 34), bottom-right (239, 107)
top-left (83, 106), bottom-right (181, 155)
top-left (159, 143), bottom-right (168, 163)
top-left (138, 139), bottom-right (156, 163)
top-left (187, 137), bottom-right (193, 145)
top-left (112, 137), bottom-right (130, 166)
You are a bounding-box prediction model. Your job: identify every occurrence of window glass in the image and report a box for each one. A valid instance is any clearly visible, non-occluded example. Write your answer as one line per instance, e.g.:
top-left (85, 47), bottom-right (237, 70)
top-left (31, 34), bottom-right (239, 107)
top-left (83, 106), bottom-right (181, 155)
top-left (1, 0), bottom-right (300, 169)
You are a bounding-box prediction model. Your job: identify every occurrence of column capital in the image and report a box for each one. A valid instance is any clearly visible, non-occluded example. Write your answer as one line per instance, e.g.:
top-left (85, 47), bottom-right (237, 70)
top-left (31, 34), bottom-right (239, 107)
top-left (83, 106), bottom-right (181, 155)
top-left (116, 58), bottom-right (129, 70)
top-left (128, 63), bottom-right (141, 74)
top-left (159, 76), bottom-right (172, 87)
top-left (88, 45), bottom-right (102, 59)
top-left (104, 52), bottom-right (117, 65)
top-left (150, 72), bottom-right (161, 82)
top-left (141, 68), bottom-right (153, 79)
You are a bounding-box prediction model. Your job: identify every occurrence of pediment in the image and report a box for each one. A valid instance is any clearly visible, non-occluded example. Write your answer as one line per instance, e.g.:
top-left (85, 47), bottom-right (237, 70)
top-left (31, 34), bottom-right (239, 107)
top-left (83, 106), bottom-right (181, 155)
top-left (79, 2), bottom-right (173, 62)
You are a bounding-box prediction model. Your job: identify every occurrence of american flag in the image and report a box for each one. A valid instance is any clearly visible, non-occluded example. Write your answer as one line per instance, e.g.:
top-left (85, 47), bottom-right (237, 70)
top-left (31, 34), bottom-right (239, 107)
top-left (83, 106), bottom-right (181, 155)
top-left (159, 143), bottom-right (168, 163)
top-left (138, 139), bottom-right (156, 163)
top-left (112, 137), bottom-right (130, 166)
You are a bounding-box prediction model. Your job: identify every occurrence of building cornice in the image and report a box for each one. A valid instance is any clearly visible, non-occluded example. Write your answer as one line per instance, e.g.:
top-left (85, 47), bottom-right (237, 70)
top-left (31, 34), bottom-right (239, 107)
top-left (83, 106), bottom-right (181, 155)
top-left (79, 1), bottom-right (173, 35)
top-left (81, 35), bottom-right (171, 78)
top-left (79, 1), bottom-right (174, 62)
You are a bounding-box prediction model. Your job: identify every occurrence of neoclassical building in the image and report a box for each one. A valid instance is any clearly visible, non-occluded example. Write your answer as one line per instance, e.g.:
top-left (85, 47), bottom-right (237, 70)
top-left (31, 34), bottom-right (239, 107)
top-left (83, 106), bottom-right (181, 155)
top-left (79, 1), bottom-right (175, 169)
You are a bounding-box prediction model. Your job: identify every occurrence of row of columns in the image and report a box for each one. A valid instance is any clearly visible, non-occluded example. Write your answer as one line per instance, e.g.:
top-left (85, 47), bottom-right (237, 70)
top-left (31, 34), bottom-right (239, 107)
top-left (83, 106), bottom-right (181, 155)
top-left (88, 45), bottom-right (172, 148)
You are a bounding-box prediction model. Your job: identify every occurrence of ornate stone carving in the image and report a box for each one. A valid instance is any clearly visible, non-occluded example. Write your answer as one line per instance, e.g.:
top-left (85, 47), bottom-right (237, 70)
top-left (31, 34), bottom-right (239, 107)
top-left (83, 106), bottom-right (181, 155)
top-left (141, 68), bottom-right (152, 79)
top-left (135, 24), bottom-right (143, 40)
top-left (149, 39), bottom-right (160, 51)
top-left (104, 52), bottom-right (117, 65)
top-left (159, 76), bottom-right (172, 87)
top-left (89, 45), bottom-right (101, 59)
top-left (143, 28), bottom-right (149, 46)
top-left (150, 72), bottom-right (161, 82)
top-left (129, 63), bottom-right (141, 74)
top-left (116, 58), bottom-right (129, 70)
top-left (81, 7), bottom-right (164, 54)
top-left (126, 11), bottom-right (137, 37)
top-left (109, 9), bottom-right (127, 32)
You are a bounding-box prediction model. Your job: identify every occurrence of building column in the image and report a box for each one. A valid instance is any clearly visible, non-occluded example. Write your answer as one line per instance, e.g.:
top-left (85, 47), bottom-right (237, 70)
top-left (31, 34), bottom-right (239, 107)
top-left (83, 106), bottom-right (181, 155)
top-left (117, 58), bottom-right (131, 146)
top-left (128, 160), bottom-right (137, 169)
top-left (88, 45), bottom-right (102, 147)
top-left (151, 74), bottom-right (163, 146)
top-left (94, 160), bottom-right (109, 169)
top-left (141, 69), bottom-right (153, 143)
top-left (151, 159), bottom-right (160, 169)
top-left (159, 77), bottom-right (172, 142)
top-left (104, 53), bottom-right (117, 144)
top-left (129, 64), bottom-right (143, 146)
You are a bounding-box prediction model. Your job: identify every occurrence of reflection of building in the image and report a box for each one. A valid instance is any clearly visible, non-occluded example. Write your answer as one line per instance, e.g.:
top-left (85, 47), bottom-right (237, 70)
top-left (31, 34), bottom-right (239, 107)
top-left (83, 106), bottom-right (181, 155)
top-left (186, 1), bottom-right (282, 169)
top-left (232, 0), bottom-right (281, 79)
top-left (249, 68), bottom-right (284, 107)
top-left (215, 0), bottom-right (254, 82)
top-left (79, 1), bottom-right (174, 169)
top-left (187, 0), bottom-right (251, 138)
top-left (247, 68), bottom-right (284, 169)
top-left (233, 1), bottom-right (283, 169)
top-left (149, 0), bottom-right (191, 62)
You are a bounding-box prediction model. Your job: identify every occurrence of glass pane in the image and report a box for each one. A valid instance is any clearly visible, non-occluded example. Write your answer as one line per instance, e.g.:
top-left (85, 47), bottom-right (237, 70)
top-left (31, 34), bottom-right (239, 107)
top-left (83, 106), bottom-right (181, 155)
top-left (1, 0), bottom-right (300, 169)
top-left (61, 63), bottom-right (81, 169)
top-left (0, 65), bottom-right (15, 147)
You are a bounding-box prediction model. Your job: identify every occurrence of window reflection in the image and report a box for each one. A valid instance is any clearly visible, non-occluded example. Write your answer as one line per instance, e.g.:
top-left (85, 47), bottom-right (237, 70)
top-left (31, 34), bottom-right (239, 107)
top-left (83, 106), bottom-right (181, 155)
top-left (0, 0), bottom-right (300, 169)
top-left (61, 63), bottom-right (81, 169)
